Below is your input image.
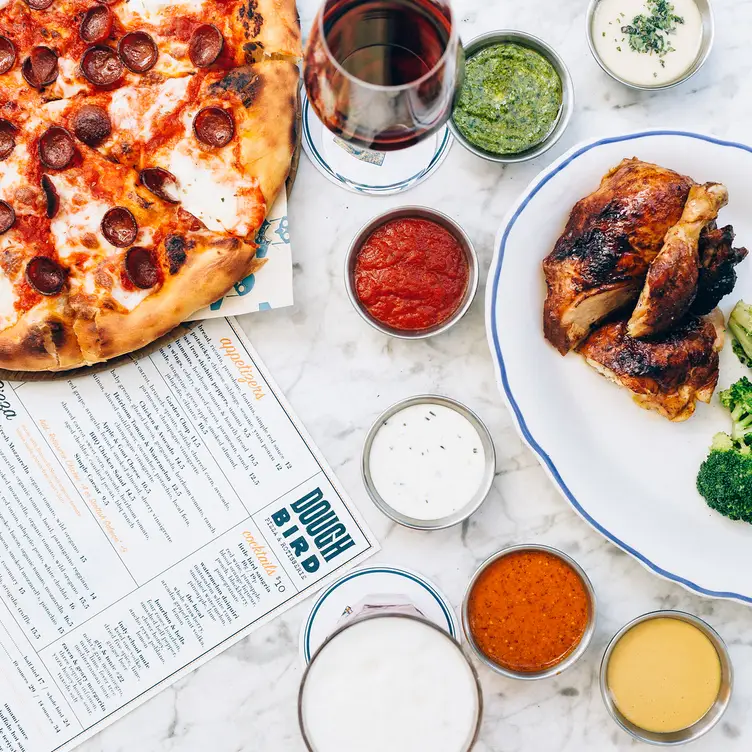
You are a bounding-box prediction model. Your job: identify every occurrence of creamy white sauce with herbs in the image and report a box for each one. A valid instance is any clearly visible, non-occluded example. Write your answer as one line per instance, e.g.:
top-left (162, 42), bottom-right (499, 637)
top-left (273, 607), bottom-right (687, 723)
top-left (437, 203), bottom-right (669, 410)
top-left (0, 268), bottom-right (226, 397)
top-left (593, 0), bottom-right (703, 86)
top-left (368, 403), bottom-right (486, 522)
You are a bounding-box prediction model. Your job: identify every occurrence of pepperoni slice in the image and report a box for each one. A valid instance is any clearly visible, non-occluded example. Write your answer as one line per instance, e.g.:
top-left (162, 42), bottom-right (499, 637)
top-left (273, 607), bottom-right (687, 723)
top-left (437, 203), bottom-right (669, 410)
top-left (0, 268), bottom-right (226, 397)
top-left (101, 207), bottom-right (138, 247)
top-left (118, 31), bottom-right (158, 73)
top-left (189, 24), bottom-right (224, 68)
top-left (25, 0), bottom-right (55, 9)
top-left (0, 201), bottom-right (15, 235)
top-left (26, 256), bottom-right (66, 295)
top-left (71, 103), bottom-right (111, 146)
top-left (41, 175), bottom-right (59, 218)
top-left (80, 5), bottom-right (113, 44)
top-left (139, 168), bottom-right (179, 203)
top-left (0, 36), bottom-right (16, 75)
top-left (80, 45), bottom-right (123, 87)
top-left (22, 46), bottom-right (58, 89)
top-left (193, 107), bottom-right (234, 148)
top-left (0, 120), bottom-right (16, 161)
top-left (125, 247), bottom-right (160, 289)
top-left (38, 126), bottom-right (76, 170)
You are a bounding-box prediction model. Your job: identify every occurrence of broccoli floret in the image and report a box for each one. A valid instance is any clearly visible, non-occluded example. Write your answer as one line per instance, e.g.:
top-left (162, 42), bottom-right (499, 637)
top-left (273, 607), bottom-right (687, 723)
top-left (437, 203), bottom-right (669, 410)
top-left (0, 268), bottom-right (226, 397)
top-left (697, 432), bottom-right (752, 522)
top-left (728, 300), bottom-right (752, 368)
top-left (718, 377), bottom-right (752, 445)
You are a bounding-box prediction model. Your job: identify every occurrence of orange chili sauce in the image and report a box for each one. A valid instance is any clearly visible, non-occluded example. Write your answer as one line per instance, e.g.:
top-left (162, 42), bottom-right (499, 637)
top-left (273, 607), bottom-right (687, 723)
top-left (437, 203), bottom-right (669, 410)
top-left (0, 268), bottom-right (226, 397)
top-left (467, 550), bottom-right (589, 673)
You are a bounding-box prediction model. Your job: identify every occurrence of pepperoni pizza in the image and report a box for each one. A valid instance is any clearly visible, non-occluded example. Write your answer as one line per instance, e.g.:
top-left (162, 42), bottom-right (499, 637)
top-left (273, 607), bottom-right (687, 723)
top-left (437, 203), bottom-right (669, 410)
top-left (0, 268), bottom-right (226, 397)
top-left (0, 0), bottom-right (300, 370)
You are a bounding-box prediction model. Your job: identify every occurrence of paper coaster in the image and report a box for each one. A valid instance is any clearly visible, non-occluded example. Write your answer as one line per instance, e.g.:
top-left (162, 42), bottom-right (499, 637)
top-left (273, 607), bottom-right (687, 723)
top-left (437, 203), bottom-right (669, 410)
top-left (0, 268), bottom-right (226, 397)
top-left (300, 566), bottom-right (459, 665)
top-left (301, 90), bottom-right (453, 196)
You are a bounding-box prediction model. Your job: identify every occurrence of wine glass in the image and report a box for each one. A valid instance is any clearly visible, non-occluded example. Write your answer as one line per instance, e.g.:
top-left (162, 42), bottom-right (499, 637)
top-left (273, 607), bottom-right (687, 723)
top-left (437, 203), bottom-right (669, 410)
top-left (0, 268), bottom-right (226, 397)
top-left (303, 0), bottom-right (464, 153)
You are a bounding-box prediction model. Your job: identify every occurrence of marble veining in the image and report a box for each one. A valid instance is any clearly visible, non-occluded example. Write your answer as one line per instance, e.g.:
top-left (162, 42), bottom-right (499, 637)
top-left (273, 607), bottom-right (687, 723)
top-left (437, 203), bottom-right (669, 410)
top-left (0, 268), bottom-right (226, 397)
top-left (78, 0), bottom-right (752, 750)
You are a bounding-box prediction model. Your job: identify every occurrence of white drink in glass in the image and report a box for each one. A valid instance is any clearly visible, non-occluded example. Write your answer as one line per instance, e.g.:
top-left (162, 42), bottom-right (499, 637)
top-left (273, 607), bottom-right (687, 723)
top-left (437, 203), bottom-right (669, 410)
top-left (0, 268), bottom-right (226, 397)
top-left (299, 614), bottom-right (481, 752)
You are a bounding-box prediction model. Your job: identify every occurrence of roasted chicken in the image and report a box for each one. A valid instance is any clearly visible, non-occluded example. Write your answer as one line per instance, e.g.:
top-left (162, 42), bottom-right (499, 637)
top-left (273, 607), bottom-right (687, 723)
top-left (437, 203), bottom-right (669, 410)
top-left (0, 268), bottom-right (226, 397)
top-left (543, 158), bottom-right (694, 354)
top-left (692, 223), bottom-right (749, 315)
top-left (628, 183), bottom-right (728, 338)
top-left (578, 311), bottom-right (724, 422)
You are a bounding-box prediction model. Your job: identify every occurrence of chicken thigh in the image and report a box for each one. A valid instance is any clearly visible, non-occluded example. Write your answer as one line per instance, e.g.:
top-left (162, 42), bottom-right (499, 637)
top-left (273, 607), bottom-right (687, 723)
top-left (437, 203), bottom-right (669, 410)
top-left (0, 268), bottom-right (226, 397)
top-left (578, 310), bottom-right (724, 422)
top-left (628, 182), bottom-right (728, 338)
top-left (543, 158), bottom-right (693, 354)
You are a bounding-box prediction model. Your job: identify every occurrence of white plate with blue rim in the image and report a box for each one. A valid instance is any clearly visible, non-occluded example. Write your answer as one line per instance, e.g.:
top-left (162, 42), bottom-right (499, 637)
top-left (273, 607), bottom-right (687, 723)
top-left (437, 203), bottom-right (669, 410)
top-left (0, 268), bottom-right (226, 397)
top-left (486, 129), bottom-right (752, 604)
top-left (299, 566), bottom-right (460, 665)
top-left (300, 89), bottom-right (453, 196)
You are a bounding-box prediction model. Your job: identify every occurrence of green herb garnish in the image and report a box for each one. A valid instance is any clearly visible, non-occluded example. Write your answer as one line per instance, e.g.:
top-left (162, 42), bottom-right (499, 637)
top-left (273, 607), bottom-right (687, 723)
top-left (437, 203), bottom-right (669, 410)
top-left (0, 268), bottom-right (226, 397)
top-left (621, 0), bottom-right (684, 57)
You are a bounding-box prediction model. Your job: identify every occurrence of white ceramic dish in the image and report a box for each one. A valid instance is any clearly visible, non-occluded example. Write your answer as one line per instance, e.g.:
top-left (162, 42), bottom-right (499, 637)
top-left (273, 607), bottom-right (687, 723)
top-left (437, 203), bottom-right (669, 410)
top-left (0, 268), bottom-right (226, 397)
top-left (486, 130), bottom-right (752, 604)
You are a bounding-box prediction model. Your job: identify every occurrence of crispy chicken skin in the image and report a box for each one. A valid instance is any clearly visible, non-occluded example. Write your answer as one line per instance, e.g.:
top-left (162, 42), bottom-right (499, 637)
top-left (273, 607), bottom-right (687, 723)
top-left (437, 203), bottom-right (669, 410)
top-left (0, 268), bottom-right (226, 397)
top-left (628, 182), bottom-right (729, 338)
top-left (543, 158), bottom-right (694, 354)
top-left (692, 223), bottom-right (749, 315)
top-left (577, 311), bottom-right (724, 422)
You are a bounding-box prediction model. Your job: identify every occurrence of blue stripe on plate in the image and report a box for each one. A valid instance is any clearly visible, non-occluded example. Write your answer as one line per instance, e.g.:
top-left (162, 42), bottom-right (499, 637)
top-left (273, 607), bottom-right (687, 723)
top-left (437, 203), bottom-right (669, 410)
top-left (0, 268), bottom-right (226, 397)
top-left (488, 129), bottom-right (752, 604)
top-left (303, 567), bottom-right (457, 663)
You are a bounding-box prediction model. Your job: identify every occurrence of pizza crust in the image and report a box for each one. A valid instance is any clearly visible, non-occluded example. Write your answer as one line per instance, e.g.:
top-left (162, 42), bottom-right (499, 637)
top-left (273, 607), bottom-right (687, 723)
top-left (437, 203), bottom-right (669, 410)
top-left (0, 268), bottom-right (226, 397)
top-left (75, 234), bottom-right (265, 366)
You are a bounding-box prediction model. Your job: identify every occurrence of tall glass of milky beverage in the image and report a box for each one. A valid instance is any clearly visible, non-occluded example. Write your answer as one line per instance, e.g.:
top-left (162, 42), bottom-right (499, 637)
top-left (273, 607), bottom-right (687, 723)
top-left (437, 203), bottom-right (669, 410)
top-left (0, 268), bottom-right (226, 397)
top-left (298, 611), bottom-right (482, 751)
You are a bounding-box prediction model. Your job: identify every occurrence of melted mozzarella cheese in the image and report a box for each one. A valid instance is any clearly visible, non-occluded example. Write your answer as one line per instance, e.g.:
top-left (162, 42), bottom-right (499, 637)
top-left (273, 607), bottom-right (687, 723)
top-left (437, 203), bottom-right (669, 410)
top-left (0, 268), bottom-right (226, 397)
top-left (0, 142), bottom-right (28, 204)
top-left (56, 57), bottom-right (84, 98)
top-left (111, 77), bottom-right (191, 140)
top-left (110, 283), bottom-right (152, 311)
top-left (48, 177), bottom-right (112, 260)
top-left (0, 273), bottom-right (19, 331)
top-left (119, 0), bottom-right (205, 24)
top-left (168, 145), bottom-right (254, 237)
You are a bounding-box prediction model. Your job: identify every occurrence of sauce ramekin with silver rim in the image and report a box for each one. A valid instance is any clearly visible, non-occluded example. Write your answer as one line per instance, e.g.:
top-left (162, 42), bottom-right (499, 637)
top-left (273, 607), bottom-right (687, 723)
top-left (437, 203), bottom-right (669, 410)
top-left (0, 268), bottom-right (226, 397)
top-left (362, 394), bottom-right (496, 530)
top-left (586, 0), bottom-right (714, 91)
top-left (600, 610), bottom-right (732, 746)
top-left (448, 30), bottom-right (574, 163)
top-left (344, 206), bottom-right (478, 339)
top-left (462, 544), bottom-right (596, 680)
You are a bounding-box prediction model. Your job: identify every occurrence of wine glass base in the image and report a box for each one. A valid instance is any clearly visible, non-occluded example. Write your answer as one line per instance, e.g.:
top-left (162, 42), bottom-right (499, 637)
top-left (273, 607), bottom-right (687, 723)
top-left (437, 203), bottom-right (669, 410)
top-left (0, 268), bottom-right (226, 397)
top-left (301, 90), bottom-right (453, 196)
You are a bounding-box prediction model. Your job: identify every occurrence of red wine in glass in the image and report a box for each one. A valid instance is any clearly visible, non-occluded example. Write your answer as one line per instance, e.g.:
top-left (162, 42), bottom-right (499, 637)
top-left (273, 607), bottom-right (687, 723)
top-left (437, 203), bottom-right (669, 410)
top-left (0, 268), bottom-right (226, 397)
top-left (304, 0), bottom-right (464, 152)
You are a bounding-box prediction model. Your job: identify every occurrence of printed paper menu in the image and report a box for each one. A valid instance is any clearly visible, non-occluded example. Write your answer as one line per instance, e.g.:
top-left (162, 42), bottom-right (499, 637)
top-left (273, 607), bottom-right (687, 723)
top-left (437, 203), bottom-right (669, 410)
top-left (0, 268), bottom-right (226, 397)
top-left (0, 318), bottom-right (377, 752)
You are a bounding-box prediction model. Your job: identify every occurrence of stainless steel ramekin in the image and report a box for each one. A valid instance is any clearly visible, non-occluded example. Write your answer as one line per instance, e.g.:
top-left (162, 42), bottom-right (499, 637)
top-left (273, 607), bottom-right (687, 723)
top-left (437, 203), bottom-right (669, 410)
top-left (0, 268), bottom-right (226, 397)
top-left (361, 394), bottom-right (496, 530)
top-left (586, 0), bottom-right (714, 91)
top-left (462, 544), bottom-right (597, 679)
top-left (448, 30), bottom-right (574, 163)
top-left (344, 206), bottom-right (478, 339)
top-left (298, 612), bottom-right (483, 752)
top-left (600, 610), bottom-right (732, 745)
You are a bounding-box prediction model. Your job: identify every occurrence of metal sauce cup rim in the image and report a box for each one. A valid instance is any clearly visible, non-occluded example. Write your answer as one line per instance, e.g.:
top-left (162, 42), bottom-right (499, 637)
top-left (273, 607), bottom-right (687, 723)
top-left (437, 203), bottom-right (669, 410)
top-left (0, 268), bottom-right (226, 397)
top-left (448, 30), bottom-right (575, 163)
top-left (344, 206), bottom-right (479, 339)
top-left (361, 394), bottom-right (496, 530)
top-left (585, 0), bottom-right (715, 91)
top-left (298, 611), bottom-right (484, 752)
top-left (599, 610), bottom-right (733, 745)
top-left (461, 544), bottom-right (597, 679)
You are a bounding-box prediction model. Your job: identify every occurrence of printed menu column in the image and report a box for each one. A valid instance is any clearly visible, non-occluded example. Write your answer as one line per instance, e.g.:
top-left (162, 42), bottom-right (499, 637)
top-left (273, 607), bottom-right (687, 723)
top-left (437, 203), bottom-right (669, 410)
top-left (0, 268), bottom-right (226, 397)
top-left (0, 318), bottom-right (375, 752)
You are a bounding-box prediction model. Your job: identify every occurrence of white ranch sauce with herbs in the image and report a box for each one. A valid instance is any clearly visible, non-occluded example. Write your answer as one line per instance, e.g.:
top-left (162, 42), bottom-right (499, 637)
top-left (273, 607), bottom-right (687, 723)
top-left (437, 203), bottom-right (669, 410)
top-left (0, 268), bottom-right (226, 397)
top-left (593, 0), bottom-right (703, 86)
top-left (368, 403), bottom-right (486, 521)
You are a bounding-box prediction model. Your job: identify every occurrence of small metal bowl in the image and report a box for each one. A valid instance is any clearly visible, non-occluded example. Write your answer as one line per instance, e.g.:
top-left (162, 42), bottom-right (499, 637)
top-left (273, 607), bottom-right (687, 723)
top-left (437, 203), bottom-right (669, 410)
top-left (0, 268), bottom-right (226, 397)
top-left (361, 394), bottom-right (496, 530)
top-left (344, 206), bottom-right (478, 339)
top-left (447, 30), bottom-right (574, 164)
top-left (298, 612), bottom-right (484, 752)
top-left (586, 0), bottom-right (714, 91)
top-left (600, 610), bottom-right (733, 746)
top-left (462, 544), bottom-right (597, 680)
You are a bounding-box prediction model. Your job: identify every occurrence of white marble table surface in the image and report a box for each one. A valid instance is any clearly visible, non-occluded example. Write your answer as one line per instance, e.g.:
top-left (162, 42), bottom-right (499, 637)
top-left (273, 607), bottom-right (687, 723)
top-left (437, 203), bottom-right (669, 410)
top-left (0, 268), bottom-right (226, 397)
top-left (78, 0), bottom-right (752, 749)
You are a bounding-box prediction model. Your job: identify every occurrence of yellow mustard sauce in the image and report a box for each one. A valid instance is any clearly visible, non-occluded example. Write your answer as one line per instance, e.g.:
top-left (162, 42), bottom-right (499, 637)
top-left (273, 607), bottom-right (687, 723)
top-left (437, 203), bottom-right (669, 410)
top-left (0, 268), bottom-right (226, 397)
top-left (607, 617), bottom-right (721, 733)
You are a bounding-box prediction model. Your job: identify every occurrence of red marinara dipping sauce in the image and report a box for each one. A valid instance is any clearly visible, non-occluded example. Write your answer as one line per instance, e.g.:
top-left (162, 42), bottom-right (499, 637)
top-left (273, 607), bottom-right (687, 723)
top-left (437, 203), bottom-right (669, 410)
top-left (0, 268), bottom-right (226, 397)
top-left (353, 217), bottom-right (469, 331)
top-left (467, 550), bottom-right (590, 673)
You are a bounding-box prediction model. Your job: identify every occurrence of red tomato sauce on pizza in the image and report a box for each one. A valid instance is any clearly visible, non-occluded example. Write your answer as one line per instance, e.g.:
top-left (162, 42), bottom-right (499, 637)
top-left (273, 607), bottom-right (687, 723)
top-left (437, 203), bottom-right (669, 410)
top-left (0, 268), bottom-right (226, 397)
top-left (353, 217), bottom-right (469, 331)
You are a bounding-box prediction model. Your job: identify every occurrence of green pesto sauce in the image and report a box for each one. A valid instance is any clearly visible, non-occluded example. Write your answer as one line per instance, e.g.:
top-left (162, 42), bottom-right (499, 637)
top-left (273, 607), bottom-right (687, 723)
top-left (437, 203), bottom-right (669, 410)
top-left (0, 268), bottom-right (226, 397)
top-left (453, 43), bottom-right (562, 155)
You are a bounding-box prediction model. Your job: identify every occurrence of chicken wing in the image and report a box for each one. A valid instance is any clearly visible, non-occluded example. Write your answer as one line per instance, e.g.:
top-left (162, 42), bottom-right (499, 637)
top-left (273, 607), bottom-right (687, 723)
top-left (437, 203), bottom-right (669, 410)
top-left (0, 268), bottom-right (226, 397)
top-left (577, 310), bottom-right (724, 422)
top-left (628, 183), bottom-right (728, 338)
top-left (543, 158), bottom-right (694, 354)
top-left (691, 223), bottom-right (749, 315)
